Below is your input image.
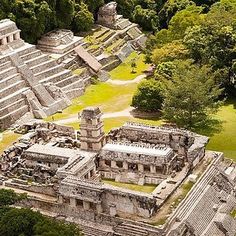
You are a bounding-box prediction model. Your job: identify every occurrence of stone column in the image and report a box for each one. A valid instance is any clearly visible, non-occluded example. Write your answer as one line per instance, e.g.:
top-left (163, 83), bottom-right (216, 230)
top-left (96, 203), bottom-right (103, 214)
top-left (70, 198), bottom-right (76, 207)
top-left (123, 161), bottom-right (128, 170)
top-left (58, 195), bottom-right (63, 204)
top-left (83, 201), bottom-right (90, 210)
top-left (111, 160), bottom-right (117, 168)
top-left (9, 34), bottom-right (14, 42)
top-left (150, 165), bottom-right (156, 174)
top-left (14, 32), bottom-right (20, 40)
top-left (138, 163), bottom-right (144, 172)
top-left (1, 37), bottom-right (7, 45)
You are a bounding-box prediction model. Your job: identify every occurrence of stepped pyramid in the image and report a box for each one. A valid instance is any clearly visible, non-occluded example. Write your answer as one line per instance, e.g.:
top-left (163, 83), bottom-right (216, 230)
top-left (0, 19), bottom-right (85, 130)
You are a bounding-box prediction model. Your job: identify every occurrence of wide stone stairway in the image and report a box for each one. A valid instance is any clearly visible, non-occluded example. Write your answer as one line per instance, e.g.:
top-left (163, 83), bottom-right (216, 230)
top-left (0, 19), bottom-right (87, 129)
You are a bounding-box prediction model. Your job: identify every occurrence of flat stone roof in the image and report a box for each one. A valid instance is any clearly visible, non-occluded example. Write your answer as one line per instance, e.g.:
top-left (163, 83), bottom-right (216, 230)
top-left (102, 143), bottom-right (173, 157)
top-left (25, 144), bottom-right (82, 159)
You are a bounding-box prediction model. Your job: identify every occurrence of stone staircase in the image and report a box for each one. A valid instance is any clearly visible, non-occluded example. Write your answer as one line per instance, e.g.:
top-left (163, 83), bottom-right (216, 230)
top-left (81, 224), bottom-right (112, 236)
top-left (165, 154), bottom-right (223, 232)
top-left (18, 44), bottom-right (85, 99)
top-left (114, 223), bottom-right (148, 236)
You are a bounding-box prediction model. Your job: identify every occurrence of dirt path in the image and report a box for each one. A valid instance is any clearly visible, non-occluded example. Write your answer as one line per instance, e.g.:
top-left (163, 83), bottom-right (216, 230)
top-left (106, 74), bottom-right (146, 85)
top-left (54, 74), bottom-right (147, 125)
top-left (55, 107), bottom-right (133, 125)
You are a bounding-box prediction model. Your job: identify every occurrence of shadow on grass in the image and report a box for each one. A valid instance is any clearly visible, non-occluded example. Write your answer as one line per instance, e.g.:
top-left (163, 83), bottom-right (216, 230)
top-left (193, 118), bottom-right (224, 137)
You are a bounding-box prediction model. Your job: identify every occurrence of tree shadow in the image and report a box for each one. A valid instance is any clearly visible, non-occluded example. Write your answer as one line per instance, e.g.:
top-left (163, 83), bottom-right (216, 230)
top-left (193, 118), bottom-right (224, 137)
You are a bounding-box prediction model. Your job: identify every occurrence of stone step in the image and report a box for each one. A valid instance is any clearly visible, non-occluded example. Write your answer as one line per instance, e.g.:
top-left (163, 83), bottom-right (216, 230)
top-left (0, 80), bottom-right (26, 98)
top-left (116, 18), bottom-right (132, 30)
top-left (61, 77), bottom-right (84, 91)
top-left (55, 74), bottom-right (80, 88)
top-left (0, 56), bottom-right (11, 65)
top-left (63, 86), bottom-right (84, 100)
top-left (0, 67), bottom-right (18, 80)
top-left (95, 29), bottom-right (110, 40)
top-left (0, 98), bottom-right (26, 117)
top-left (81, 224), bottom-right (111, 236)
top-left (0, 105), bottom-right (29, 130)
top-left (35, 65), bottom-right (64, 80)
top-left (30, 59), bottom-right (58, 74)
top-left (0, 60), bottom-right (12, 71)
top-left (100, 31), bottom-right (116, 43)
top-left (20, 49), bottom-right (42, 61)
top-left (115, 224), bottom-right (148, 236)
top-left (0, 88), bottom-right (28, 108)
top-left (17, 44), bottom-right (37, 57)
top-left (40, 69), bottom-right (72, 84)
top-left (0, 73), bottom-right (22, 90)
top-left (25, 54), bottom-right (49, 68)
top-left (101, 59), bottom-right (121, 71)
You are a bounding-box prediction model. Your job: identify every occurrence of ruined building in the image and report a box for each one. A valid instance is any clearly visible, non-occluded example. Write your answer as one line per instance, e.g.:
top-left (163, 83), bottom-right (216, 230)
top-left (0, 19), bottom-right (84, 130)
top-left (2, 107), bottom-right (234, 236)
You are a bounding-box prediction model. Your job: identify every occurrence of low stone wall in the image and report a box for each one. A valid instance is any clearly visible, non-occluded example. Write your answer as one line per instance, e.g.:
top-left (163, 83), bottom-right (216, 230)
top-left (5, 180), bottom-right (57, 196)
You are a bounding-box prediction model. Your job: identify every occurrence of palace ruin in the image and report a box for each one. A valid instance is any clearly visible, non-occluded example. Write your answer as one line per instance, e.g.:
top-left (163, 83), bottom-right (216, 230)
top-left (1, 106), bottom-right (235, 236)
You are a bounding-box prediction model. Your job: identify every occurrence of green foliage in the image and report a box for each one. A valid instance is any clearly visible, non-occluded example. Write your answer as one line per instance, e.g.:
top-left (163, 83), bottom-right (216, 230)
top-left (162, 64), bottom-right (223, 128)
top-left (133, 5), bottom-right (159, 31)
top-left (132, 79), bottom-right (164, 112)
top-left (0, 208), bottom-right (82, 236)
top-left (73, 2), bottom-right (94, 32)
top-left (0, 189), bottom-right (26, 207)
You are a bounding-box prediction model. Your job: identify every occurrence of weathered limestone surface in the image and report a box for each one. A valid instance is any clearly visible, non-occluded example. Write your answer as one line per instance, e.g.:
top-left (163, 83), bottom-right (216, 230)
top-left (1, 108), bottom-right (230, 236)
top-left (0, 19), bottom-right (83, 130)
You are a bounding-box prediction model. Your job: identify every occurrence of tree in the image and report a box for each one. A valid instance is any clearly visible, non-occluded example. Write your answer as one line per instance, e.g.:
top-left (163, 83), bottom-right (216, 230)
top-left (0, 207), bottom-right (83, 236)
top-left (55, 0), bottom-right (75, 28)
top-left (0, 189), bottom-right (26, 207)
top-left (131, 59), bottom-right (137, 73)
top-left (132, 79), bottom-right (164, 112)
top-left (133, 5), bottom-right (159, 31)
top-left (73, 2), bottom-right (94, 32)
top-left (162, 65), bottom-right (222, 128)
top-left (152, 41), bottom-right (188, 65)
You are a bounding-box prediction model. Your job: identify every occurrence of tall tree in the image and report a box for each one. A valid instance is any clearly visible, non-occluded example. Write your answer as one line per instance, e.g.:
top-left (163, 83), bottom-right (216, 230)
top-left (162, 64), bottom-right (222, 128)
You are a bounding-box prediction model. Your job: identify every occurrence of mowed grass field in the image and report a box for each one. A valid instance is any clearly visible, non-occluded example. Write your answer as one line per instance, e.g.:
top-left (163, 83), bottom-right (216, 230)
top-left (1, 52), bottom-right (235, 161)
top-left (109, 52), bottom-right (149, 81)
top-left (102, 179), bottom-right (157, 193)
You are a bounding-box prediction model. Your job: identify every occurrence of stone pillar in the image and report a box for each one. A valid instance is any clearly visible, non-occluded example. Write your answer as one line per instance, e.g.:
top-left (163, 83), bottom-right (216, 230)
top-left (9, 34), bottom-right (14, 42)
top-left (123, 161), bottom-right (128, 170)
top-left (83, 201), bottom-right (90, 210)
top-left (58, 195), bottom-right (63, 204)
top-left (70, 198), bottom-right (76, 207)
top-left (150, 165), bottom-right (156, 174)
top-left (138, 163), bottom-right (144, 172)
top-left (15, 32), bottom-right (20, 40)
top-left (109, 204), bottom-right (117, 217)
top-left (111, 160), bottom-right (117, 168)
top-left (96, 203), bottom-right (103, 214)
top-left (1, 37), bottom-right (7, 45)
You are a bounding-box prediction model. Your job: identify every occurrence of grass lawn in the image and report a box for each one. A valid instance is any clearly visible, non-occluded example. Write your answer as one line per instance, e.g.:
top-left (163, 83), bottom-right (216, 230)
top-left (102, 179), bottom-right (156, 193)
top-left (0, 131), bottom-right (22, 155)
top-left (196, 98), bottom-right (236, 160)
top-left (109, 52), bottom-right (149, 81)
top-left (65, 116), bottom-right (163, 133)
top-left (45, 82), bottom-right (137, 122)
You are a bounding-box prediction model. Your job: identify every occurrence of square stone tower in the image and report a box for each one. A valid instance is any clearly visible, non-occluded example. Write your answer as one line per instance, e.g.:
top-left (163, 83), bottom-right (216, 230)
top-left (80, 107), bottom-right (106, 151)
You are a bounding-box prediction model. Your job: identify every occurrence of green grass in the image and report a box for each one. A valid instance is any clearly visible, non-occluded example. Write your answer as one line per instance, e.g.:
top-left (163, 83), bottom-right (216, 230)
top-left (0, 131), bottom-right (22, 154)
top-left (102, 179), bottom-right (157, 193)
top-left (64, 116), bottom-right (163, 133)
top-left (109, 52), bottom-right (149, 81)
top-left (73, 68), bottom-right (85, 76)
top-left (230, 209), bottom-right (236, 218)
top-left (196, 98), bottom-right (236, 160)
top-left (45, 82), bottom-right (137, 121)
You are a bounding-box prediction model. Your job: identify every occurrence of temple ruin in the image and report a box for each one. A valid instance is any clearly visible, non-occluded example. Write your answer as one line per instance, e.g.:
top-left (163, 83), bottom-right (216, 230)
top-left (1, 106), bottom-right (235, 235)
top-left (0, 2), bottom-right (147, 130)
